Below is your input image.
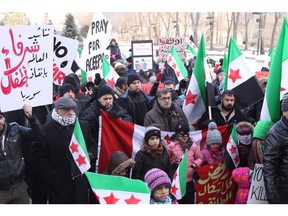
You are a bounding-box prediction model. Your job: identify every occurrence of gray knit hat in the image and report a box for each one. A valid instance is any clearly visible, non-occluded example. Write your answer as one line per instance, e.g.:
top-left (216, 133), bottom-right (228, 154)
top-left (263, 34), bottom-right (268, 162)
top-left (206, 122), bottom-right (222, 145)
top-left (281, 92), bottom-right (288, 112)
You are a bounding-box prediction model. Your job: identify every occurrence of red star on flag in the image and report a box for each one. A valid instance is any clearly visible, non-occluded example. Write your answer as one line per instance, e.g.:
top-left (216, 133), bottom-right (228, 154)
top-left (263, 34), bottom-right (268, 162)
top-left (103, 192), bottom-right (120, 204)
top-left (281, 86), bottom-right (286, 92)
top-left (171, 184), bottom-right (179, 195)
top-left (88, 76), bottom-right (93, 82)
top-left (228, 68), bottom-right (242, 83)
top-left (106, 77), bottom-right (115, 87)
top-left (124, 194), bottom-right (141, 204)
top-left (185, 90), bottom-right (198, 106)
top-left (229, 145), bottom-right (237, 155)
top-left (69, 142), bottom-right (79, 153)
top-left (164, 134), bottom-right (170, 144)
top-left (234, 155), bottom-right (239, 164)
top-left (76, 154), bottom-right (87, 166)
top-left (172, 62), bottom-right (177, 69)
top-left (176, 71), bottom-right (181, 77)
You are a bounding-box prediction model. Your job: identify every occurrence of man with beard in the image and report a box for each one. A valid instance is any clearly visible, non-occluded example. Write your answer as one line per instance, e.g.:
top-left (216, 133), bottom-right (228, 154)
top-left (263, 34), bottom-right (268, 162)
top-left (198, 90), bottom-right (247, 131)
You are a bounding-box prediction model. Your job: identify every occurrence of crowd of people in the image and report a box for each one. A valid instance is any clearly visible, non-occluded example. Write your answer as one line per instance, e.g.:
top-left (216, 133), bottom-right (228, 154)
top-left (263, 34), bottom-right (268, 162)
top-left (1, 37), bottom-right (286, 205)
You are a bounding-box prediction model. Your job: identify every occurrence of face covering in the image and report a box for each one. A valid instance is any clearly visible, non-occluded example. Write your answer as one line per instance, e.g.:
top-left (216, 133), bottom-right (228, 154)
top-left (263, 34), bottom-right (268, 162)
top-left (237, 134), bottom-right (252, 145)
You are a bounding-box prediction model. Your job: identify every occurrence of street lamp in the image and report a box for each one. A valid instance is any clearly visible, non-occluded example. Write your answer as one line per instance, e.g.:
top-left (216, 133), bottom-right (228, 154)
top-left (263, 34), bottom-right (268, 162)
top-left (207, 15), bottom-right (214, 50)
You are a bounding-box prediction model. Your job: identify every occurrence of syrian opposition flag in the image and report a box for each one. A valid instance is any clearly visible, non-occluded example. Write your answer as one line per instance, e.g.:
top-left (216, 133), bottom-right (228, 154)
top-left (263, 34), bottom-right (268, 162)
top-left (167, 45), bottom-right (188, 82)
top-left (85, 172), bottom-right (150, 204)
top-left (183, 34), bottom-right (211, 130)
top-left (187, 35), bottom-right (198, 56)
top-left (67, 119), bottom-right (91, 178)
top-left (224, 36), bottom-right (264, 111)
top-left (171, 150), bottom-right (188, 200)
top-left (102, 57), bottom-right (119, 87)
top-left (260, 18), bottom-right (288, 123)
top-left (98, 110), bottom-right (230, 174)
top-left (225, 125), bottom-right (240, 169)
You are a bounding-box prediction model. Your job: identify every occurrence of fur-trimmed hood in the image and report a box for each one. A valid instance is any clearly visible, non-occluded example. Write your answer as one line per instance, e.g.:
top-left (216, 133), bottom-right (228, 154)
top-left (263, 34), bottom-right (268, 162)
top-left (236, 121), bottom-right (254, 133)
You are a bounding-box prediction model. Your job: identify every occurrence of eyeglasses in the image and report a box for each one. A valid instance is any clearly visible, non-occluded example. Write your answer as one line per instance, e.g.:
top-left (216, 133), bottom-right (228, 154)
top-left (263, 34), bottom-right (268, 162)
top-left (159, 96), bottom-right (172, 101)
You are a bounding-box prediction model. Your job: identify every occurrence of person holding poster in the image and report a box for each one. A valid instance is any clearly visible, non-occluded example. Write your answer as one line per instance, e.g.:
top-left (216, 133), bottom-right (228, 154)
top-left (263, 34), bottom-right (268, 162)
top-left (106, 38), bottom-right (122, 67)
top-left (0, 105), bottom-right (44, 204)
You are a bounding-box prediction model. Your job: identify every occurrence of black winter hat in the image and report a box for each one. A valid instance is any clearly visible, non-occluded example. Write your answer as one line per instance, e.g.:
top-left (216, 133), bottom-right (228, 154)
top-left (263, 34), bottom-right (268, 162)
top-left (144, 126), bottom-right (161, 142)
top-left (98, 84), bottom-right (114, 98)
top-left (127, 73), bottom-right (141, 86)
top-left (59, 83), bottom-right (76, 97)
top-left (175, 120), bottom-right (190, 135)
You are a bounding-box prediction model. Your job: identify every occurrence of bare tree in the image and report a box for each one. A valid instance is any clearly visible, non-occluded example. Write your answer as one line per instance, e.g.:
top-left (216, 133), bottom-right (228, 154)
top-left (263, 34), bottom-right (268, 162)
top-left (244, 13), bottom-right (253, 50)
top-left (225, 12), bottom-right (233, 48)
top-left (232, 12), bottom-right (240, 43)
top-left (187, 12), bottom-right (201, 45)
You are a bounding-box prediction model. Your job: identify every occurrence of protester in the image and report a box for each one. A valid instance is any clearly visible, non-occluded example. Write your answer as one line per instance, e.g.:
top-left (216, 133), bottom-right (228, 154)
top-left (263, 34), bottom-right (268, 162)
top-left (201, 122), bottom-right (225, 165)
top-left (144, 168), bottom-right (178, 204)
top-left (32, 97), bottom-right (97, 204)
top-left (263, 92), bottom-right (288, 204)
top-left (248, 120), bottom-right (274, 171)
top-left (132, 125), bottom-right (174, 181)
top-left (114, 77), bottom-right (128, 98)
top-left (106, 38), bottom-right (122, 67)
top-left (198, 90), bottom-right (247, 131)
top-left (0, 105), bottom-right (44, 204)
top-left (167, 120), bottom-right (203, 204)
top-left (144, 88), bottom-right (187, 131)
top-left (103, 151), bottom-right (135, 177)
top-left (117, 73), bottom-right (154, 126)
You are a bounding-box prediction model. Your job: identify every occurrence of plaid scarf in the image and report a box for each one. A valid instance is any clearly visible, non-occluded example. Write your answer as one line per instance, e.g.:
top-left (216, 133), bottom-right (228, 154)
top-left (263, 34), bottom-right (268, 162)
top-left (51, 108), bottom-right (76, 126)
top-left (144, 141), bottom-right (164, 159)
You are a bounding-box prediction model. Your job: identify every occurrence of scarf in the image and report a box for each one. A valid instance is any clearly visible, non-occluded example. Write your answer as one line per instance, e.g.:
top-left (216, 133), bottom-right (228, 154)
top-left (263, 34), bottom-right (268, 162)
top-left (51, 109), bottom-right (76, 126)
top-left (143, 141), bottom-right (164, 159)
top-left (176, 136), bottom-right (193, 152)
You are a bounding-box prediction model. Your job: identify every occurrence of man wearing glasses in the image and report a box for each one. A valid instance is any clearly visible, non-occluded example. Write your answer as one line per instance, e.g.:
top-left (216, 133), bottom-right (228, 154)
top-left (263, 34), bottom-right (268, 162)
top-left (144, 88), bottom-right (188, 132)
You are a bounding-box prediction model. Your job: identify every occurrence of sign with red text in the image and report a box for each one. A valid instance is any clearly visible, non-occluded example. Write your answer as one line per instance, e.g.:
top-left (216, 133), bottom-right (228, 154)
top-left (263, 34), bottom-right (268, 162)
top-left (80, 13), bottom-right (112, 81)
top-left (53, 35), bottom-right (79, 86)
top-left (195, 163), bottom-right (236, 204)
top-left (158, 37), bottom-right (186, 62)
top-left (0, 25), bottom-right (54, 112)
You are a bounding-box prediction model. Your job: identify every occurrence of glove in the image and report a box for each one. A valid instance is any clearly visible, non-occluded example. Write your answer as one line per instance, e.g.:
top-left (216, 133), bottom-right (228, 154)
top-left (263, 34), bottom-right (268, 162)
top-left (156, 72), bottom-right (163, 82)
top-left (94, 73), bottom-right (102, 86)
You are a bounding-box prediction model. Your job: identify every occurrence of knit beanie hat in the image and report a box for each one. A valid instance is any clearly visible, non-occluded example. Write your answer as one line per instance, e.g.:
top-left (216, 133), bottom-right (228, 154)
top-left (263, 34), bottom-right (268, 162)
top-left (175, 120), bottom-right (190, 135)
top-left (144, 168), bottom-right (171, 192)
top-left (144, 125), bottom-right (161, 142)
top-left (253, 120), bottom-right (274, 140)
top-left (98, 84), bottom-right (114, 98)
top-left (54, 96), bottom-right (77, 109)
top-left (206, 122), bottom-right (222, 145)
top-left (281, 92), bottom-right (288, 112)
top-left (127, 73), bottom-right (141, 86)
top-left (59, 83), bottom-right (76, 97)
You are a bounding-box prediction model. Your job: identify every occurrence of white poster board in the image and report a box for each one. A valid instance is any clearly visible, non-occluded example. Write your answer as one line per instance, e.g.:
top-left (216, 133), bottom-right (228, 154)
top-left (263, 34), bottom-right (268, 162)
top-left (53, 35), bottom-right (79, 86)
top-left (0, 25), bottom-right (54, 112)
top-left (80, 13), bottom-right (112, 80)
top-left (247, 163), bottom-right (268, 204)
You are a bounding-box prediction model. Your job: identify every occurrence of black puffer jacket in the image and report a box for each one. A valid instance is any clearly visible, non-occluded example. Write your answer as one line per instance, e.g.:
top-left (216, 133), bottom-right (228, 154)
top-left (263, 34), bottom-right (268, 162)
top-left (263, 116), bottom-right (288, 204)
top-left (0, 116), bottom-right (44, 190)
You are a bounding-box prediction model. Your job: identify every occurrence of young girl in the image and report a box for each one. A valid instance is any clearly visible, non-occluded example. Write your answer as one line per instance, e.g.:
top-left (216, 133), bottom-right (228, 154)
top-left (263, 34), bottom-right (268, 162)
top-left (132, 125), bottom-right (174, 181)
top-left (201, 122), bottom-right (225, 165)
top-left (144, 168), bottom-right (178, 204)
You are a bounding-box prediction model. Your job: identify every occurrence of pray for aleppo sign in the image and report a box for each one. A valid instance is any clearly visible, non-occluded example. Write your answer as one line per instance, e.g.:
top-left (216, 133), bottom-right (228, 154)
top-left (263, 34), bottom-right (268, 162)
top-left (80, 13), bottom-right (112, 80)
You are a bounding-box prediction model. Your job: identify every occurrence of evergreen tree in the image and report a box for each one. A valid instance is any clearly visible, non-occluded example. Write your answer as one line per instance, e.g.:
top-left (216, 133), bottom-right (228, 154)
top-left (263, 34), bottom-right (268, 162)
top-left (62, 13), bottom-right (79, 39)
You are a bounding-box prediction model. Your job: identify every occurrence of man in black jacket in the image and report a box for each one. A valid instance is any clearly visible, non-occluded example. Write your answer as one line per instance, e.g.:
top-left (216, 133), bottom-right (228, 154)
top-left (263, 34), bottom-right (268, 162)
top-left (263, 92), bottom-right (288, 204)
top-left (0, 104), bottom-right (44, 204)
